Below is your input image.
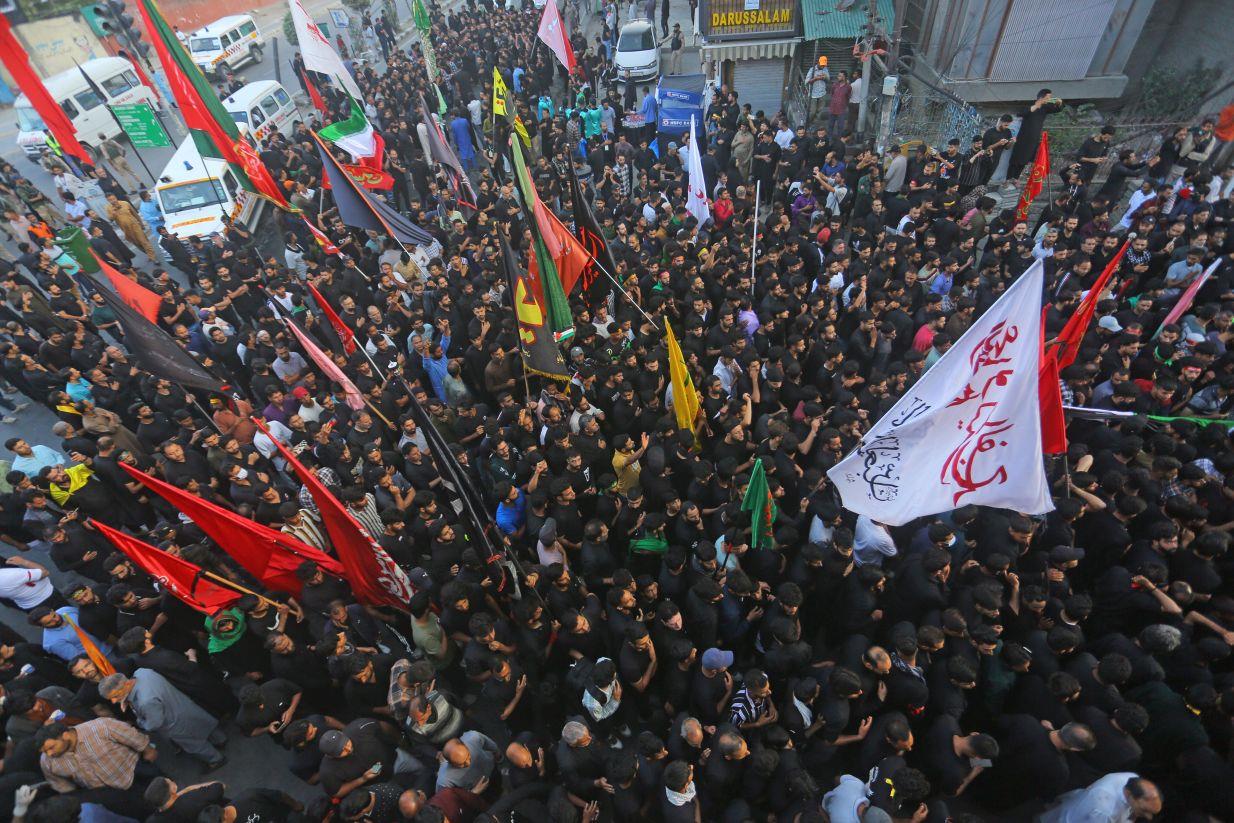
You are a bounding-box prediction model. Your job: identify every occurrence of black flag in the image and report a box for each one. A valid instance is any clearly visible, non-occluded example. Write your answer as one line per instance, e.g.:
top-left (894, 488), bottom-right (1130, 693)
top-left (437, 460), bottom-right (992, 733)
top-left (566, 169), bottom-right (618, 317)
top-left (87, 273), bottom-right (226, 393)
top-left (500, 228), bottom-right (569, 380)
top-left (311, 132), bottom-right (436, 248)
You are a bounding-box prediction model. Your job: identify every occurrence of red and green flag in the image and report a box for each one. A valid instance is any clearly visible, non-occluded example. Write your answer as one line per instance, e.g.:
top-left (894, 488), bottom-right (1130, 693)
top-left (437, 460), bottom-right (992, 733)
top-left (134, 0), bottom-right (290, 209)
top-left (509, 136), bottom-right (574, 341)
top-left (741, 458), bottom-right (777, 549)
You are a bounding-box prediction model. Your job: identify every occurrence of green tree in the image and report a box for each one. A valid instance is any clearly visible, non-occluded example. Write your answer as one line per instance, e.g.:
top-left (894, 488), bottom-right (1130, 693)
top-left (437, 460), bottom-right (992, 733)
top-left (283, 11), bottom-right (299, 46)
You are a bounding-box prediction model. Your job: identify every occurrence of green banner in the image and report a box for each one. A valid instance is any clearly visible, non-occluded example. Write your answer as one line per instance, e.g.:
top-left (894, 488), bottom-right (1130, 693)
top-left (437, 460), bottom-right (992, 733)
top-left (56, 225), bottom-right (100, 273)
top-left (111, 103), bottom-right (171, 148)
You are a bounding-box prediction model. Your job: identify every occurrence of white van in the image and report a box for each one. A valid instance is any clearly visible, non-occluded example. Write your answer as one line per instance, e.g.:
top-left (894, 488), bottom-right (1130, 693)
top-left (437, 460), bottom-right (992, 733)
top-left (14, 56), bottom-right (159, 160)
top-left (221, 81), bottom-right (299, 145)
top-left (155, 135), bottom-right (266, 239)
top-left (188, 15), bottom-right (264, 78)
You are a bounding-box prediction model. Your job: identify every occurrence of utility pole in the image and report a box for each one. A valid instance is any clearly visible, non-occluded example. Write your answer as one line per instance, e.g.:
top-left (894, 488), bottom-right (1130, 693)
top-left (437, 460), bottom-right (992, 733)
top-left (874, 0), bottom-right (907, 153)
top-left (855, 0), bottom-right (879, 137)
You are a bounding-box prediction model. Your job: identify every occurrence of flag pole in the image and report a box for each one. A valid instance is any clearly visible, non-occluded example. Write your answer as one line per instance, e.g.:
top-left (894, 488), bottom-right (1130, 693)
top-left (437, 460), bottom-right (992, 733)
top-left (199, 568), bottom-right (280, 608)
top-left (496, 225), bottom-right (537, 406)
top-left (268, 303), bottom-right (396, 430)
top-left (750, 179), bottom-right (760, 294)
top-left (182, 386), bottom-right (222, 433)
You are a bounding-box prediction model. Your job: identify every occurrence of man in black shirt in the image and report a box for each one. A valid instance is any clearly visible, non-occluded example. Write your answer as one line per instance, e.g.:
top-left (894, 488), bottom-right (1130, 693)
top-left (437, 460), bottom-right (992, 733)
top-left (317, 718), bottom-right (397, 800)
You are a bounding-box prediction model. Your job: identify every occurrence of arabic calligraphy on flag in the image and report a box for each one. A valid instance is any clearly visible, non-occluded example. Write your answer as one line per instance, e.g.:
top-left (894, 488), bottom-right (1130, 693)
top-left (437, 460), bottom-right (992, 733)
top-left (827, 261), bottom-right (1054, 526)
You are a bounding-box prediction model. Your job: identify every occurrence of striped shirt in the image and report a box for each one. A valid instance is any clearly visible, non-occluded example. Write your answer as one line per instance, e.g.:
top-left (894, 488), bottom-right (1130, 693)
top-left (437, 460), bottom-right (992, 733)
top-left (729, 686), bottom-right (772, 727)
top-left (40, 717), bottom-right (149, 793)
top-left (281, 507), bottom-right (330, 552)
top-left (349, 492), bottom-right (385, 539)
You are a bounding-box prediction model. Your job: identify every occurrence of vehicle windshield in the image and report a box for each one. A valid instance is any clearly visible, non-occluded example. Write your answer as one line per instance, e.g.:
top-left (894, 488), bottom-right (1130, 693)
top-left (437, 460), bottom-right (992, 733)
top-left (158, 179), bottom-right (227, 214)
top-left (15, 106), bottom-right (44, 132)
top-left (190, 36), bottom-right (221, 52)
top-left (619, 27), bottom-right (655, 52)
top-left (229, 110), bottom-right (249, 125)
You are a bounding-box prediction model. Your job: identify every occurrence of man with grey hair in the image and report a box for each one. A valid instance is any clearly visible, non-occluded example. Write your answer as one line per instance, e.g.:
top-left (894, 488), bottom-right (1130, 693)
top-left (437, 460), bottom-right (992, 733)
top-left (556, 720), bottom-right (613, 803)
top-left (98, 668), bottom-right (227, 770)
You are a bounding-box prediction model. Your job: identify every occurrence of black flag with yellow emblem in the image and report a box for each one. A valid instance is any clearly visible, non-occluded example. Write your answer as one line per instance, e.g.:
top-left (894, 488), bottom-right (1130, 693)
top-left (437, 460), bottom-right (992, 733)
top-left (499, 228), bottom-right (568, 379)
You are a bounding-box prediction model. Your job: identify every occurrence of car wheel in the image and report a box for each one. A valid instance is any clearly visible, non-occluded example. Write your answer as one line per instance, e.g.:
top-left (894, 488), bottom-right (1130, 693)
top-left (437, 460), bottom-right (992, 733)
top-left (250, 46), bottom-right (264, 65)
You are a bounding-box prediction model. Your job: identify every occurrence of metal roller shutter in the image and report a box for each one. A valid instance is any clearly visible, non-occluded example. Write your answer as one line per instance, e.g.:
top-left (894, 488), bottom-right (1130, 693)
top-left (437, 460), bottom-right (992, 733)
top-left (735, 57), bottom-right (789, 119)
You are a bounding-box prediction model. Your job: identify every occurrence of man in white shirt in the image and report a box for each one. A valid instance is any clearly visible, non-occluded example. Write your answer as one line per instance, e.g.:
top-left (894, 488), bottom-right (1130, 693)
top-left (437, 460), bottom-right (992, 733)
top-left (253, 417), bottom-right (294, 471)
top-left (294, 387), bottom-right (325, 423)
top-left (0, 556), bottom-right (58, 611)
top-left (774, 121), bottom-right (795, 151)
top-left (1038, 773), bottom-right (1161, 823)
top-left (854, 515), bottom-right (897, 566)
top-left (1117, 180), bottom-right (1157, 229)
top-left (806, 57), bottom-right (830, 121)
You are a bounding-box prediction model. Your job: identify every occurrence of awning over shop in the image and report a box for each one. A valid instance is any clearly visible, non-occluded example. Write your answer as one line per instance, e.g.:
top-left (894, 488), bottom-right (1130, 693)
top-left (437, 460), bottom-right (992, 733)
top-left (700, 37), bottom-right (801, 61)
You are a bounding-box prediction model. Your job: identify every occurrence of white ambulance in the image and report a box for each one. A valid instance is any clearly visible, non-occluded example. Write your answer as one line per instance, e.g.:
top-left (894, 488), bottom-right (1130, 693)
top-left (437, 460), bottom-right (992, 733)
top-left (221, 81), bottom-right (300, 145)
top-left (188, 15), bottom-right (264, 79)
top-left (154, 135), bottom-right (266, 239)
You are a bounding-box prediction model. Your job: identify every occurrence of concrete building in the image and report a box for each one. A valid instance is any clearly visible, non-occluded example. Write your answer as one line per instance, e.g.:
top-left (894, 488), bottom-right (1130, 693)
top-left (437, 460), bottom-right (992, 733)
top-left (699, 0), bottom-right (801, 119)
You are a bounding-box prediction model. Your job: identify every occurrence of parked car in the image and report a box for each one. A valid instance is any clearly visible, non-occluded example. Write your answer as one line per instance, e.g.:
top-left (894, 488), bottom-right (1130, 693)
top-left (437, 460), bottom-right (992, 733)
top-left (614, 19), bottom-right (660, 83)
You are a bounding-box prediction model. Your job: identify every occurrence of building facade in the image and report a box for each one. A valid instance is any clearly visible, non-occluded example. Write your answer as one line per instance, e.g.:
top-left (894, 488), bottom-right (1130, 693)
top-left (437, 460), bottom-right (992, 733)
top-left (699, 0), bottom-right (801, 119)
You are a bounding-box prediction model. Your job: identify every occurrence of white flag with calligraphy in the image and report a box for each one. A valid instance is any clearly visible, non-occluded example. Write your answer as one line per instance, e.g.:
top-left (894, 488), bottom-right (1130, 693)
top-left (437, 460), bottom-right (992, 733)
top-left (827, 260), bottom-right (1054, 526)
top-left (288, 0), bottom-right (364, 101)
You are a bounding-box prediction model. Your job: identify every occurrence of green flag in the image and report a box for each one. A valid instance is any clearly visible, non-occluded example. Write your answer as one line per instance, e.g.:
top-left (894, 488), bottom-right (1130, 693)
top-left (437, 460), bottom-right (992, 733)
top-left (434, 83), bottom-right (448, 117)
top-left (412, 0), bottom-right (431, 34)
top-left (509, 138), bottom-right (574, 340)
top-left (741, 458), bottom-right (777, 549)
top-left (133, 0), bottom-right (254, 189)
top-left (318, 93), bottom-right (377, 160)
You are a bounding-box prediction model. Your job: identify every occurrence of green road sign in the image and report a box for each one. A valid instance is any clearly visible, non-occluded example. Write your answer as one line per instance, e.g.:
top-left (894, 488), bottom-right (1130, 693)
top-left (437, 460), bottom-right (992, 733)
top-left (111, 103), bottom-right (171, 149)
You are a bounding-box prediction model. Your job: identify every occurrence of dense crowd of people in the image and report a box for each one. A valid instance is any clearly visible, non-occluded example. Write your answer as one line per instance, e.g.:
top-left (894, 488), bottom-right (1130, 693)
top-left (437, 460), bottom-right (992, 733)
top-left (1, 0), bottom-right (1233, 821)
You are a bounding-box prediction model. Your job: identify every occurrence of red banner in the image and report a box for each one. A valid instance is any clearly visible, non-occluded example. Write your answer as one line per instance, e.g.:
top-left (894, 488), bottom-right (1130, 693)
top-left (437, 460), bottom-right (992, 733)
top-left (320, 163), bottom-right (395, 190)
top-left (0, 16), bottom-right (91, 164)
top-left (1015, 131), bottom-right (1050, 223)
top-left (93, 252), bottom-right (161, 322)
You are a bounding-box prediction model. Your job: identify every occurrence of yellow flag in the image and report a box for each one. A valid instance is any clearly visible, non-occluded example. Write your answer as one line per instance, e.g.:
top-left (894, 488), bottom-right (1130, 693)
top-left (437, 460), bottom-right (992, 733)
top-left (513, 116), bottom-right (531, 147)
top-left (493, 67), bottom-right (509, 117)
top-left (665, 320), bottom-right (699, 434)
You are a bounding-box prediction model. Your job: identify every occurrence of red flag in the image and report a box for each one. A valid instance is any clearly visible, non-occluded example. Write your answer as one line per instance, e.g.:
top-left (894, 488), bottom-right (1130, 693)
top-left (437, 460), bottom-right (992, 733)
top-left (301, 69), bottom-right (328, 115)
top-left (120, 463), bottom-right (346, 595)
top-left (320, 162), bottom-right (395, 191)
top-left (254, 419), bottom-right (415, 610)
top-left (308, 282), bottom-right (357, 354)
top-left (1038, 307), bottom-right (1067, 455)
top-left (532, 205), bottom-right (592, 296)
top-left (1015, 131), bottom-right (1050, 223)
top-left (281, 315), bottom-right (365, 410)
top-left (537, 0), bottom-right (576, 73)
top-left (302, 219), bottom-right (340, 255)
top-left (93, 520), bottom-right (241, 614)
top-left (1053, 239), bottom-right (1129, 370)
top-left (0, 15), bottom-right (91, 164)
top-left (232, 136), bottom-right (293, 208)
top-left (92, 253), bottom-right (161, 322)
top-left (358, 131), bottom-right (385, 173)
